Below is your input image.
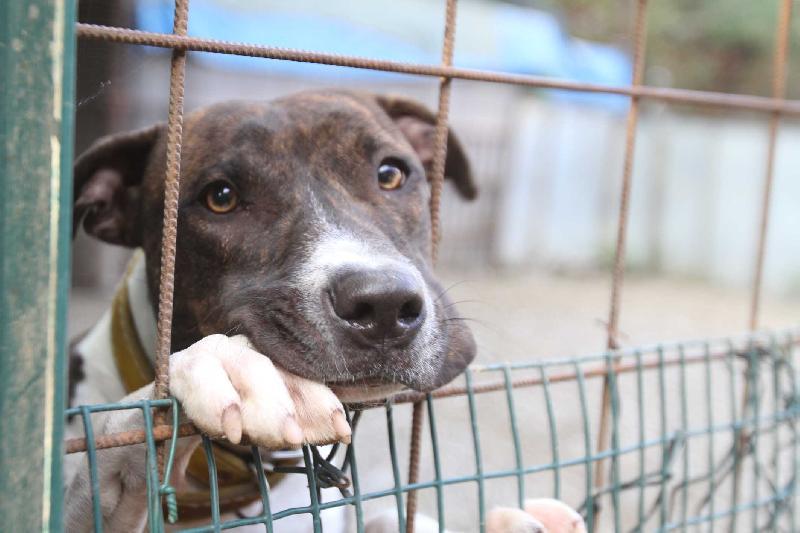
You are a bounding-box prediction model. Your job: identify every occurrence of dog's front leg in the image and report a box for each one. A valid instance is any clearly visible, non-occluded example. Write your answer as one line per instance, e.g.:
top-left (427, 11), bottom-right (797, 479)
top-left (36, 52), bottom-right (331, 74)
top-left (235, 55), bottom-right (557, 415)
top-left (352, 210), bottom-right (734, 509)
top-left (65, 334), bottom-right (351, 532)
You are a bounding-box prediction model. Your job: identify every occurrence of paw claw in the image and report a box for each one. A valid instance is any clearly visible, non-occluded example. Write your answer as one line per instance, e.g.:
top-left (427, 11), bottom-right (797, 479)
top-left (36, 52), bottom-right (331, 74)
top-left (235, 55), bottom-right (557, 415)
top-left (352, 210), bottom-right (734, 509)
top-left (221, 404), bottom-right (242, 444)
top-left (282, 416), bottom-right (304, 447)
top-left (332, 409), bottom-right (351, 444)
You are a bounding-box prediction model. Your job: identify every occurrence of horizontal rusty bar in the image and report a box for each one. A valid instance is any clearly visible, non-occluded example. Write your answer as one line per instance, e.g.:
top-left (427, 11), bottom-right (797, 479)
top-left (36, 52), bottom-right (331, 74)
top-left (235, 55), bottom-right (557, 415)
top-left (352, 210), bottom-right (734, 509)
top-left (65, 422), bottom-right (197, 454)
top-left (393, 344), bottom-right (736, 404)
top-left (75, 23), bottom-right (800, 116)
top-left (64, 342), bottom-right (786, 454)
top-left (64, 421), bottom-right (341, 454)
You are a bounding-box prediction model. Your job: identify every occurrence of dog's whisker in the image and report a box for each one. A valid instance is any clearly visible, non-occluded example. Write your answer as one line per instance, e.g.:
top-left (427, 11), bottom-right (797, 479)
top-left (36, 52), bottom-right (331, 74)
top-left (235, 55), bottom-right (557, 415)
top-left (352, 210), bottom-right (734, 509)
top-left (440, 299), bottom-right (484, 310)
top-left (441, 316), bottom-right (480, 323)
top-left (433, 279), bottom-right (473, 304)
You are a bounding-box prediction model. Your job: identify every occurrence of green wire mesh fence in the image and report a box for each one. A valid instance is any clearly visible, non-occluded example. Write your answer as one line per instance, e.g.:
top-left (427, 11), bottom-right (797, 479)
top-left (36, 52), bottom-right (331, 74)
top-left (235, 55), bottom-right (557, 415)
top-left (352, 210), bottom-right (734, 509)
top-left (66, 329), bottom-right (800, 532)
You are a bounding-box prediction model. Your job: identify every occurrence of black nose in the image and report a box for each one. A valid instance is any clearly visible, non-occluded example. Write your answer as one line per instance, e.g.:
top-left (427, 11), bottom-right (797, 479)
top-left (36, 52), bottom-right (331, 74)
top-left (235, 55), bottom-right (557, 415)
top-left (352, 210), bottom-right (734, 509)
top-left (329, 268), bottom-right (426, 345)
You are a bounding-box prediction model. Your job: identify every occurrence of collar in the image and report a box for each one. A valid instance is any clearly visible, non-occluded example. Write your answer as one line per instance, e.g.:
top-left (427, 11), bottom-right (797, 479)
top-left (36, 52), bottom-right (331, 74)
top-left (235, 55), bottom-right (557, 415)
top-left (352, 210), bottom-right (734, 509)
top-left (110, 250), bottom-right (155, 392)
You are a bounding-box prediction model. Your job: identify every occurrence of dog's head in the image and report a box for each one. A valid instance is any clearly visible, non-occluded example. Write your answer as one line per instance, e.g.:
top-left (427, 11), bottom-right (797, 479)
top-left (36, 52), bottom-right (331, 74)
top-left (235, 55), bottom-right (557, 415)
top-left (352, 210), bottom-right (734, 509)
top-left (73, 90), bottom-right (477, 401)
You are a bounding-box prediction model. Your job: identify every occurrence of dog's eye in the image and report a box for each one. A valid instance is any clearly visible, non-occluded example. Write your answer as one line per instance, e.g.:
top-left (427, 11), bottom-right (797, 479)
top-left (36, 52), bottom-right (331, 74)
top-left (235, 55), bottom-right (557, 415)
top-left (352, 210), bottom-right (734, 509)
top-left (203, 181), bottom-right (238, 214)
top-left (377, 161), bottom-right (407, 191)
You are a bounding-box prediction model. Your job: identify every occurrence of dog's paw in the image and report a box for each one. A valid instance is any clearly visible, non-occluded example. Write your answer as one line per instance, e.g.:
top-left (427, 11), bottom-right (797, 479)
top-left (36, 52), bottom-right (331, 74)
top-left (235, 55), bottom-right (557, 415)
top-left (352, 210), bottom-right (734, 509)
top-left (169, 334), bottom-right (350, 448)
top-left (487, 499), bottom-right (585, 533)
top-left (523, 499), bottom-right (585, 533)
top-left (487, 507), bottom-right (545, 533)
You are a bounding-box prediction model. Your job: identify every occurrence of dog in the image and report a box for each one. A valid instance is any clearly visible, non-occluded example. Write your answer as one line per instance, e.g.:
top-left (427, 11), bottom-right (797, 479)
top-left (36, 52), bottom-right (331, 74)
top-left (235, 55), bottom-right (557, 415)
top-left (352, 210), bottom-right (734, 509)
top-left (64, 90), bottom-right (586, 533)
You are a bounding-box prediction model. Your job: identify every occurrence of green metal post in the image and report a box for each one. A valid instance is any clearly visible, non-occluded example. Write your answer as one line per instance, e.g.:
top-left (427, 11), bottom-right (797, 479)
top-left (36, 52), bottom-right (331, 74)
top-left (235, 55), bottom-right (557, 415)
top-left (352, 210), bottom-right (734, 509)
top-left (0, 0), bottom-right (76, 530)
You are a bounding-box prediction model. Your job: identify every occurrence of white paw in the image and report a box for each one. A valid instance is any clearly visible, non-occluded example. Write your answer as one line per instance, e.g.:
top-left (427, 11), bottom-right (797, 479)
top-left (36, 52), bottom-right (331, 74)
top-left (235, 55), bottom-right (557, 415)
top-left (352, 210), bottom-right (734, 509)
top-left (169, 334), bottom-right (351, 448)
top-left (487, 507), bottom-right (545, 533)
top-left (487, 499), bottom-right (585, 533)
top-left (523, 499), bottom-right (586, 533)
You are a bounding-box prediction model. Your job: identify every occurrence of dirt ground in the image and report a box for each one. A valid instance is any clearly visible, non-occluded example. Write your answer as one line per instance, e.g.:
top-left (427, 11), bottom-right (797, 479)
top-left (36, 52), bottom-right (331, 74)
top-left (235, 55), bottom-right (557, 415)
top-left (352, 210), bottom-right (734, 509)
top-left (68, 270), bottom-right (800, 531)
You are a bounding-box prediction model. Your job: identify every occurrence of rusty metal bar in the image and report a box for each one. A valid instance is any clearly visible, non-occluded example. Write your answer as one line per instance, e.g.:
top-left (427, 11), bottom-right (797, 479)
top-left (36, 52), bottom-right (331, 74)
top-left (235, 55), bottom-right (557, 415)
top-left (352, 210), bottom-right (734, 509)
top-left (154, 0), bottom-right (188, 404)
top-left (65, 423), bottom-right (196, 454)
top-left (405, 401), bottom-right (426, 533)
top-left (735, 0), bottom-right (795, 523)
top-left (428, 0), bottom-right (458, 261)
top-left (593, 1), bottom-right (650, 527)
top-left (63, 340), bottom-right (791, 455)
top-left (748, 0), bottom-right (793, 331)
top-left (74, 23), bottom-right (800, 117)
top-left (604, 2), bottom-right (649, 351)
top-left (152, 0), bottom-right (189, 479)
top-left (407, 1), bottom-right (459, 527)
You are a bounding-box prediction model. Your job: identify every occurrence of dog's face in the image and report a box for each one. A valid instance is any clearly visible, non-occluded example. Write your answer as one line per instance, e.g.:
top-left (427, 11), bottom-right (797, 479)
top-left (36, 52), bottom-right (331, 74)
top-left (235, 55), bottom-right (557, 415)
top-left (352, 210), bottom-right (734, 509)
top-left (73, 90), bottom-right (477, 400)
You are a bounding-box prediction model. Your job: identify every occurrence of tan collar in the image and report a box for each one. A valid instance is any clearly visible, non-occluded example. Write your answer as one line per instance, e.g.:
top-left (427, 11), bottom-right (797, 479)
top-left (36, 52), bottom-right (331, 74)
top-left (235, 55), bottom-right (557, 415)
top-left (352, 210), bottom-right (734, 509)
top-left (110, 253), bottom-right (155, 393)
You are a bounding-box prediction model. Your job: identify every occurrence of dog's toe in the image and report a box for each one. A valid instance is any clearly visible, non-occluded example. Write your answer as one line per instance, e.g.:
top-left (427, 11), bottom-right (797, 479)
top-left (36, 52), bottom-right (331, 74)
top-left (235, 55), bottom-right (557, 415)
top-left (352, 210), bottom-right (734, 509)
top-left (278, 370), bottom-right (352, 445)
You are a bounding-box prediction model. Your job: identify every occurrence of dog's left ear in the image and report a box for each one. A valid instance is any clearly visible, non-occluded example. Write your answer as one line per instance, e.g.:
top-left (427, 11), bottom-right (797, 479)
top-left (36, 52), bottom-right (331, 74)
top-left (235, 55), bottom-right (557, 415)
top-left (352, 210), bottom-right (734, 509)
top-left (72, 124), bottom-right (163, 246)
top-left (375, 95), bottom-right (477, 200)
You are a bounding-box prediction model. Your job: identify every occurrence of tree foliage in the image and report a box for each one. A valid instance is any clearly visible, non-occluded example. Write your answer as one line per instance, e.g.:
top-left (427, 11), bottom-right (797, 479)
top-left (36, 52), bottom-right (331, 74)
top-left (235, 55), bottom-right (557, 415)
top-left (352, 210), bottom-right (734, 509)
top-left (519, 0), bottom-right (799, 98)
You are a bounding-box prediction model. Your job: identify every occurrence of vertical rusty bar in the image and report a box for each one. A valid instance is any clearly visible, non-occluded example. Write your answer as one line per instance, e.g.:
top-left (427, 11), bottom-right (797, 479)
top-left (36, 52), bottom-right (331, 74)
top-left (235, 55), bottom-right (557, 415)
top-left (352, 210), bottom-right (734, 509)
top-left (593, 0), bottom-right (649, 527)
top-left (605, 0), bottom-right (649, 361)
top-left (153, 0), bottom-right (189, 486)
top-left (429, 0), bottom-right (458, 262)
top-left (748, 0), bottom-right (793, 331)
top-left (154, 0), bottom-right (189, 401)
top-left (405, 401), bottom-right (425, 533)
top-left (734, 0), bottom-right (794, 520)
top-left (407, 1), bottom-right (459, 528)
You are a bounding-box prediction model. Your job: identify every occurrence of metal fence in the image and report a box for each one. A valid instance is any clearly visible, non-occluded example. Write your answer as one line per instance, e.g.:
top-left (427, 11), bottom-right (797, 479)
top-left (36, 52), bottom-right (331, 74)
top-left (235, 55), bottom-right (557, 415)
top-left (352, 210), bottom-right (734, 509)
top-left (1, 0), bottom-right (798, 531)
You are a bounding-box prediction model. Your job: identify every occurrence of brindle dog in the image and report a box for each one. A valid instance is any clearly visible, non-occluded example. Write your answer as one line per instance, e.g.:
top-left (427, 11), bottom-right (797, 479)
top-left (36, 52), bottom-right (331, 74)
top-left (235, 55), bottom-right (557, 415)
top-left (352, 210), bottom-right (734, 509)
top-left (65, 90), bottom-right (585, 533)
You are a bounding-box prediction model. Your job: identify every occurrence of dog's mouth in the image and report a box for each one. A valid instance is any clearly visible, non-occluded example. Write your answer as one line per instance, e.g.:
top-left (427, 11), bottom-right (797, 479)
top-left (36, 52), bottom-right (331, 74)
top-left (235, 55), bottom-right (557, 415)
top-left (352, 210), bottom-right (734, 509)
top-left (327, 381), bottom-right (407, 403)
top-left (325, 377), bottom-right (387, 387)
top-left (242, 320), bottom-right (443, 399)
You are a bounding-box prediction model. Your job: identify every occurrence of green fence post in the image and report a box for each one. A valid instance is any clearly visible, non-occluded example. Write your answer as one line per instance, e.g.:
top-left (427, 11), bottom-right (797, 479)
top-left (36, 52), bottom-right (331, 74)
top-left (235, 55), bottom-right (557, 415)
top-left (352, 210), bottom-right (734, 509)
top-left (0, 0), bottom-right (76, 530)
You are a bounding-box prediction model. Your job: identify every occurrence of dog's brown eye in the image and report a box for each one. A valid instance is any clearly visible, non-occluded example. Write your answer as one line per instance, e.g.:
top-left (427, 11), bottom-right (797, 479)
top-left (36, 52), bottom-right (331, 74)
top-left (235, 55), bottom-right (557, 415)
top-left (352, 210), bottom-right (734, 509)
top-left (204, 181), bottom-right (238, 214)
top-left (377, 162), bottom-right (406, 191)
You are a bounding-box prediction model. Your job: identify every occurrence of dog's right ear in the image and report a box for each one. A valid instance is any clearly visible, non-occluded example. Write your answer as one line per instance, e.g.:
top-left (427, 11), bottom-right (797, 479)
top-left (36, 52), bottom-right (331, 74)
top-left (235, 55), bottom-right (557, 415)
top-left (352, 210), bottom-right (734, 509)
top-left (72, 124), bottom-right (163, 246)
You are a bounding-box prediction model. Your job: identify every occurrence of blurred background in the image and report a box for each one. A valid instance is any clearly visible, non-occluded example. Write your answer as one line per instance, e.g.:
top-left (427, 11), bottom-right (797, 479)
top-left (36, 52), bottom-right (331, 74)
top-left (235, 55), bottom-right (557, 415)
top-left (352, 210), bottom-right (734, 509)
top-left (72, 0), bottom-right (800, 351)
top-left (69, 1), bottom-right (800, 529)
